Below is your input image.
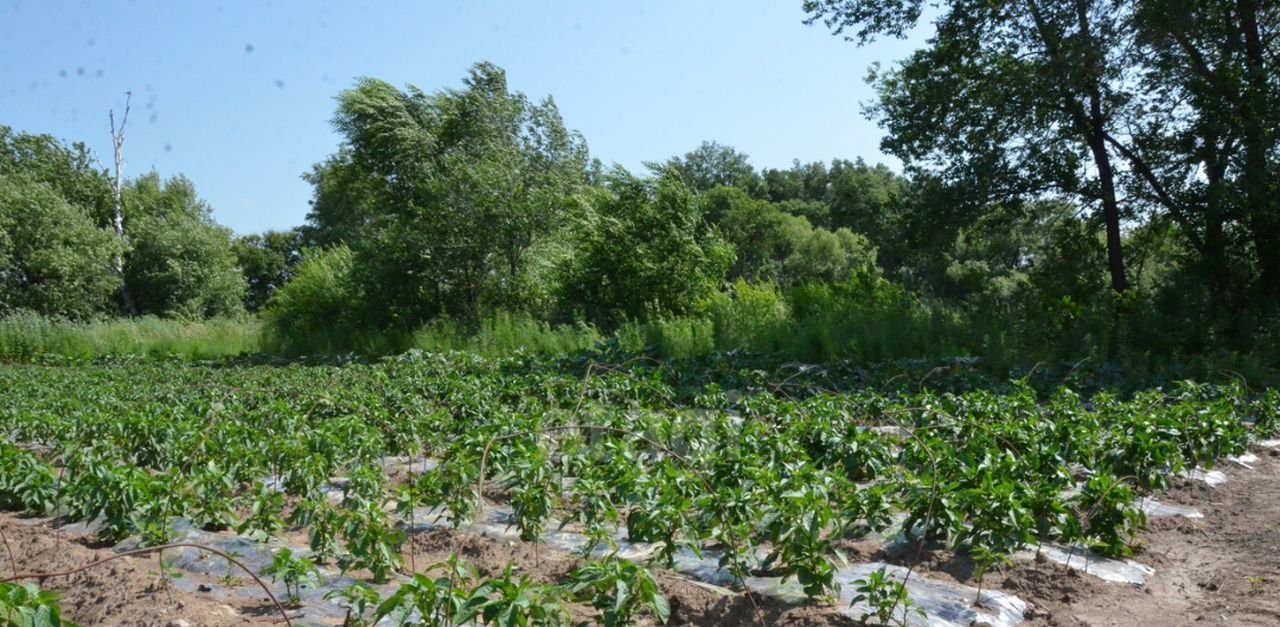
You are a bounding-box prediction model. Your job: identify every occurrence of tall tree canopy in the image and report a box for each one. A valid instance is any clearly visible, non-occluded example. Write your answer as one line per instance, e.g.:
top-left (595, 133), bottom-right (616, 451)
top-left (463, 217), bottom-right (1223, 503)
top-left (649, 141), bottom-right (762, 194)
top-left (700, 186), bottom-right (879, 287)
top-left (0, 127), bottom-right (123, 318)
top-left (0, 175), bottom-right (123, 319)
top-left (233, 230), bottom-right (301, 312)
top-left (1124, 0), bottom-right (1280, 303)
top-left (122, 173), bottom-right (246, 319)
top-left (805, 0), bottom-right (1134, 292)
top-left (305, 62), bottom-right (590, 325)
top-left (804, 0), bottom-right (1279, 305)
top-left (0, 125), bottom-right (114, 227)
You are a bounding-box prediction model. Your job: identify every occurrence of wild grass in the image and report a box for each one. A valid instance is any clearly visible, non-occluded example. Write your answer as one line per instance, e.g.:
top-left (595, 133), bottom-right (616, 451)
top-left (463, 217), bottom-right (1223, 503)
top-left (0, 311), bottom-right (261, 362)
top-left (411, 312), bottom-right (603, 358)
top-left (4, 286), bottom-right (1275, 390)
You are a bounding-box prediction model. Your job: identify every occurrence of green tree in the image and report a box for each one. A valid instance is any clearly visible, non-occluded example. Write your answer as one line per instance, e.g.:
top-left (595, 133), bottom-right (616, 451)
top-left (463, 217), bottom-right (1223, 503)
top-left (760, 160), bottom-right (830, 206)
top-left (942, 200), bottom-right (1105, 304)
top-left (1123, 1), bottom-right (1279, 305)
top-left (0, 175), bottom-right (123, 319)
top-left (310, 62), bottom-right (589, 326)
top-left (700, 186), bottom-right (877, 286)
top-left (0, 126), bottom-right (114, 226)
top-left (824, 158), bottom-right (906, 244)
top-left (783, 224), bottom-right (878, 285)
top-left (648, 141), bottom-right (762, 194)
top-left (262, 246), bottom-right (358, 350)
top-left (806, 0), bottom-right (1280, 312)
top-left (805, 0), bottom-right (1132, 293)
top-left (299, 148), bottom-right (381, 248)
top-left (122, 173), bottom-right (246, 319)
top-left (233, 230), bottom-right (300, 311)
top-left (560, 168), bottom-right (734, 323)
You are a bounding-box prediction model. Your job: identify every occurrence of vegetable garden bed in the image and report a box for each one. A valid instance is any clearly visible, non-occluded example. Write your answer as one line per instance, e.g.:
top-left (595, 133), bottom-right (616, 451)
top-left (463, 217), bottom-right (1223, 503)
top-left (1, 354), bottom-right (1277, 625)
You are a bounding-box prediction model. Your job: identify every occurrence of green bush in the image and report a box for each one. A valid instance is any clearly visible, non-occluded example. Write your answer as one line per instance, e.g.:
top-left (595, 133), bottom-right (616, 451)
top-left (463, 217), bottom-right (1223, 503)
top-left (559, 169), bottom-right (734, 324)
top-left (123, 173), bottom-right (247, 319)
top-left (0, 176), bottom-right (124, 320)
top-left (703, 280), bottom-right (791, 353)
top-left (262, 246), bottom-right (372, 354)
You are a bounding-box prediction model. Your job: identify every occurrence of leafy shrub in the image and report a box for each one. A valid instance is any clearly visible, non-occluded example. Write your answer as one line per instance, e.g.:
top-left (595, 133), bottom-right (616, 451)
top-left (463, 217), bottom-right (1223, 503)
top-left (262, 246), bottom-right (366, 354)
top-left (565, 556), bottom-right (670, 627)
top-left (849, 567), bottom-right (923, 626)
top-left (262, 547), bottom-right (321, 607)
top-left (0, 582), bottom-right (78, 627)
top-left (703, 280), bottom-right (791, 352)
top-left (0, 176), bottom-right (123, 320)
top-left (122, 174), bottom-right (247, 320)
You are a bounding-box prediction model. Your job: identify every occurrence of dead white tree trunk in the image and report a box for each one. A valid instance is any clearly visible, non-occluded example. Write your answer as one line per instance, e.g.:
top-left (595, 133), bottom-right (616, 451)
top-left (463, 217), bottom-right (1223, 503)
top-left (109, 92), bottom-right (138, 316)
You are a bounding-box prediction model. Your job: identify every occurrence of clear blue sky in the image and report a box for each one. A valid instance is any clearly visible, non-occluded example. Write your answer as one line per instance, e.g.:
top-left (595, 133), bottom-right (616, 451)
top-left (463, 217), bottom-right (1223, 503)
top-left (1, 1), bottom-right (928, 235)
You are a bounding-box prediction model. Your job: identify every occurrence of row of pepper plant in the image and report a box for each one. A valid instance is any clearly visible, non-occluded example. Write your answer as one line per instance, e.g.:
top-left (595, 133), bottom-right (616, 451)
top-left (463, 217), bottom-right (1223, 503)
top-left (0, 352), bottom-right (1276, 624)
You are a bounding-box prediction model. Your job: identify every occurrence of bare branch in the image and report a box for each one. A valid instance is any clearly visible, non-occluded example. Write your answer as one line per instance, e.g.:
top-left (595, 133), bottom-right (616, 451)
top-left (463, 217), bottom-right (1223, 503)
top-left (108, 92), bottom-right (138, 315)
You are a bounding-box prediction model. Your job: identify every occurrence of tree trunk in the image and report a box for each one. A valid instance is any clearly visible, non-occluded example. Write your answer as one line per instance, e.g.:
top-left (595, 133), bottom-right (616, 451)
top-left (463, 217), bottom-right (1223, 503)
top-left (1088, 132), bottom-right (1129, 293)
top-left (110, 93), bottom-right (138, 316)
top-left (1074, 0), bottom-right (1127, 292)
top-left (1028, 0), bottom-right (1129, 292)
top-left (1235, 0), bottom-right (1279, 304)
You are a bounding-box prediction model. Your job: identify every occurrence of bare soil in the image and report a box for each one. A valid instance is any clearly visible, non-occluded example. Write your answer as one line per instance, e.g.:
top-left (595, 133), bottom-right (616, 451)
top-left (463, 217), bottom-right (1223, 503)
top-left (852, 444), bottom-right (1280, 627)
top-left (1011, 446), bottom-right (1280, 626)
top-left (1, 443), bottom-right (1275, 626)
top-left (0, 517), bottom-right (265, 626)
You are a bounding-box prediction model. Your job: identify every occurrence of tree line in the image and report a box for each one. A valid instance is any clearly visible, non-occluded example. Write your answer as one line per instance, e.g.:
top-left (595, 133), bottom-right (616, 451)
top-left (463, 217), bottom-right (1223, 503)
top-left (805, 0), bottom-right (1279, 306)
top-left (2, 0), bottom-right (1276, 364)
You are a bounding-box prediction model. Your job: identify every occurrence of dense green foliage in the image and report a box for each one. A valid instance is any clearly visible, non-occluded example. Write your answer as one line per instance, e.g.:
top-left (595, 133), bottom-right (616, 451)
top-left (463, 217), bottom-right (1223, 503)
top-left (0, 353), bottom-right (1273, 622)
top-left (231, 229), bottom-right (300, 311)
top-left (0, 312), bottom-right (259, 362)
top-left (0, 126), bottom-right (113, 226)
top-left (559, 170), bottom-right (733, 324)
top-left (0, 175), bottom-right (124, 319)
top-left (805, 0), bottom-right (1280, 311)
top-left (1, 126), bottom-right (249, 320)
top-left (260, 245), bottom-right (361, 353)
top-left (303, 63), bottom-right (589, 327)
top-left (121, 173), bottom-right (246, 319)
top-left (3, 30), bottom-right (1277, 371)
top-left (259, 56), bottom-right (1277, 369)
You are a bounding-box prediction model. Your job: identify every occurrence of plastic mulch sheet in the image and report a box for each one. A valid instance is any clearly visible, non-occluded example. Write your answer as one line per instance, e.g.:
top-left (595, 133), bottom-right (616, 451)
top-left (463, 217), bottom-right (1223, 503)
top-left (1178, 467), bottom-right (1228, 487)
top-left (837, 562), bottom-right (1026, 627)
top-left (406, 504), bottom-right (1027, 627)
top-left (112, 519), bottom-right (402, 625)
top-left (1014, 543), bottom-right (1154, 585)
top-left (1139, 498), bottom-right (1203, 518)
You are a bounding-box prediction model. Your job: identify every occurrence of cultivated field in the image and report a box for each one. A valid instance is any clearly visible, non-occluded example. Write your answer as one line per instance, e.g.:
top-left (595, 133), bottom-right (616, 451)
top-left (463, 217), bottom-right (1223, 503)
top-left (1, 354), bottom-right (1277, 626)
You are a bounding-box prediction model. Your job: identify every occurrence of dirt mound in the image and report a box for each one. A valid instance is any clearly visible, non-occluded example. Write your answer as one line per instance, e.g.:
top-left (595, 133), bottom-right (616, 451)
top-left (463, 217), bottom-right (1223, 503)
top-left (0, 518), bottom-right (268, 626)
